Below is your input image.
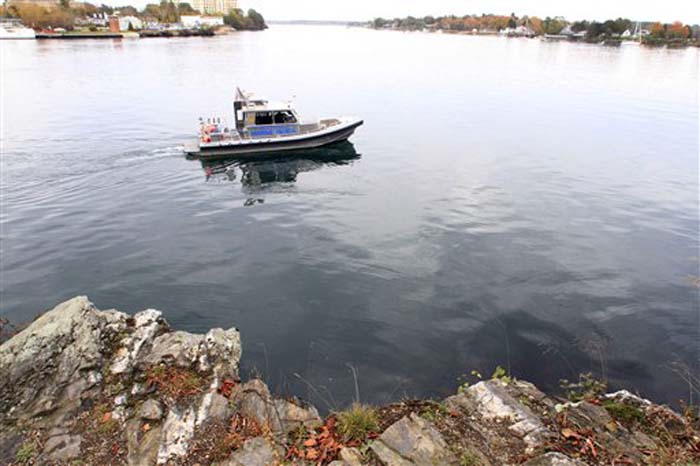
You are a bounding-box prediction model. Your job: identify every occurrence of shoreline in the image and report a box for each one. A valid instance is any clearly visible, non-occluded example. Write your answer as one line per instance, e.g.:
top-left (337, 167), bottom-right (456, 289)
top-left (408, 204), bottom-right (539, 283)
top-left (1, 296), bottom-right (698, 465)
top-left (366, 26), bottom-right (700, 48)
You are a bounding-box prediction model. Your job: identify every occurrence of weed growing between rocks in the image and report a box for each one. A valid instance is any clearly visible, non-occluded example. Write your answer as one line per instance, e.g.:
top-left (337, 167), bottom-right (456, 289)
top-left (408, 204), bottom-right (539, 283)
top-left (559, 373), bottom-right (608, 402)
top-left (146, 364), bottom-right (204, 403)
top-left (601, 399), bottom-right (645, 426)
top-left (14, 440), bottom-right (37, 465)
top-left (335, 403), bottom-right (379, 443)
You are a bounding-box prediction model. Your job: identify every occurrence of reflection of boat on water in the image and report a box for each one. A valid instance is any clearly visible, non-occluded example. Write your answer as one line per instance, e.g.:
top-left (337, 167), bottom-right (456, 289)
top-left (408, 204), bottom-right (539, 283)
top-left (199, 140), bottom-right (360, 189)
top-left (184, 88), bottom-right (363, 158)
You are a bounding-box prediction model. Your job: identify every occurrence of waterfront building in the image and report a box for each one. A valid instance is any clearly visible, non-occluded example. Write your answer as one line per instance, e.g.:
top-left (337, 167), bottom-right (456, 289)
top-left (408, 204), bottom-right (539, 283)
top-left (120, 15), bottom-right (142, 30)
top-left (181, 15), bottom-right (224, 28)
top-left (178, 0), bottom-right (237, 15)
top-left (108, 15), bottom-right (142, 31)
top-left (75, 13), bottom-right (109, 27)
top-left (499, 25), bottom-right (535, 37)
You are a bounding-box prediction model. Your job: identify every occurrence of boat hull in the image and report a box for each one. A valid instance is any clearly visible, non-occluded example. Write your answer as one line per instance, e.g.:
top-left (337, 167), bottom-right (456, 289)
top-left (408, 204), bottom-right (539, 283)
top-left (0, 29), bottom-right (36, 39)
top-left (187, 120), bottom-right (363, 158)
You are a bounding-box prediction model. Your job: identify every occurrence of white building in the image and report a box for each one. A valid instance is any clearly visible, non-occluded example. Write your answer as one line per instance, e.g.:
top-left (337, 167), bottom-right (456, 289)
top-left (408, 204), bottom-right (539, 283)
top-left (500, 25), bottom-right (534, 37)
top-left (118, 15), bottom-right (143, 31)
top-left (181, 15), bottom-right (224, 28)
top-left (175, 0), bottom-right (237, 15)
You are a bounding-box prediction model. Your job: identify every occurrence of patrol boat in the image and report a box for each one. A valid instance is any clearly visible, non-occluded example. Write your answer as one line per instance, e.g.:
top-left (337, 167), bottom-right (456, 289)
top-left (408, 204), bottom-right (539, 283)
top-left (184, 89), bottom-right (363, 158)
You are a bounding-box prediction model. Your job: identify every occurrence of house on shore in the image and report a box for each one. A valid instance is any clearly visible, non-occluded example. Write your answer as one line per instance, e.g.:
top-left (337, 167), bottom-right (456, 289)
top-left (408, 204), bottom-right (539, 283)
top-left (108, 15), bottom-right (142, 32)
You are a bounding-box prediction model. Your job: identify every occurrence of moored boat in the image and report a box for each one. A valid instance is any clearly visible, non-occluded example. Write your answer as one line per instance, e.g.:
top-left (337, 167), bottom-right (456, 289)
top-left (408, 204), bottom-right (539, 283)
top-left (184, 89), bottom-right (363, 158)
top-left (0, 19), bottom-right (36, 39)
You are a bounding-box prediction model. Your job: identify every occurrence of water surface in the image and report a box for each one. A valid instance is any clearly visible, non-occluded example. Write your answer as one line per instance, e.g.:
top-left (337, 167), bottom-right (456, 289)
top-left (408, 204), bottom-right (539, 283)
top-left (2, 26), bottom-right (698, 408)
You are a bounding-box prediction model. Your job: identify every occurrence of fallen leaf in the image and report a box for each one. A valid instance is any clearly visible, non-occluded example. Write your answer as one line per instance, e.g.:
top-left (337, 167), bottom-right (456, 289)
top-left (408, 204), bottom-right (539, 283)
top-left (306, 448), bottom-right (319, 460)
top-left (218, 379), bottom-right (237, 398)
top-left (562, 428), bottom-right (582, 439)
top-left (101, 412), bottom-right (112, 423)
top-left (141, 423), bottom-right (151, 432)
top-left (303, 438), bottom-right (317, 447)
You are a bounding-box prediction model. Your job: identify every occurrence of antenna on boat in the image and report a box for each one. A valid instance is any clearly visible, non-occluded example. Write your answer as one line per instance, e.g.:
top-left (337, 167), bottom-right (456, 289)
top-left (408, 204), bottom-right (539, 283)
top-left (235, 87), bottom-right (247, 103)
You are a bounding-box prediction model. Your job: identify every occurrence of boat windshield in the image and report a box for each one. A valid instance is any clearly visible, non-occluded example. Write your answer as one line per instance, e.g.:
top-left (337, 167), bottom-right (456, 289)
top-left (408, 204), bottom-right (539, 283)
top-left (252, 110), bottom-right (297, 126)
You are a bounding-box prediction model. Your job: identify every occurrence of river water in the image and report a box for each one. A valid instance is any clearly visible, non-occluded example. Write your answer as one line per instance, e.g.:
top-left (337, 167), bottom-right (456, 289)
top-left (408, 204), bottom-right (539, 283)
top-left (2, 26), bottom-right (698, 408)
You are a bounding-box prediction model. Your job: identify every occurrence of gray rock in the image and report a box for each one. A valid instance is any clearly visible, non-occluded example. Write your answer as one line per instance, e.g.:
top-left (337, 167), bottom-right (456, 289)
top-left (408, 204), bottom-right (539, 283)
top-left (0, 430), bottom-right (24, 466)
top-left (522, 452), bottom-right (586, 466)
top-left (200, 327), bottom-right (242, 378)
top-left (139, 327), bottom-right (241, 383)
top-left (42, 433), bottom-right (82, 462)
top-left (139, 399), bottom-right (164, 421)
top-left (207, 392), bottom-right (234, 421)
top-left (370, 413), bottom-right (457, 466)
top-left (126, 418), bottom-right (161, 466)
top-left (110, 309), bottom-right (167, 375)
top-left (157, 405), bottom-right (198, 463)
top-left (142, 331), bottom-right (204, 368)
top-left (273, 398), bottom-right (322, 432)
top-left (0, 296), bottom-right (127, 425)
top-left (340, 446), bottom-right (364, 466)
top-left (568, 401), bottom-right (614, 427)
top-left (233, 379), bottom-right (320, 434)
top-left (0, 296), bottom-right (242, 464)
top-left (221, 437), bottom-right (281, 466)
top-left (462, 380), bottom-right (551, 448)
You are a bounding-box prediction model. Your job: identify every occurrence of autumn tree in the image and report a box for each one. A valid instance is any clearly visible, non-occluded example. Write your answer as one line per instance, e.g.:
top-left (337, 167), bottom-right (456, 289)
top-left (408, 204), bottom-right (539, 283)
top-left (650, 22), bottom-right (665, 38)
top-left (528, 17), bottom-right (543, 35)
top-left (667, 21), bottom-right (689, 39)
top-left (16, 3), bottom-right (74, 29)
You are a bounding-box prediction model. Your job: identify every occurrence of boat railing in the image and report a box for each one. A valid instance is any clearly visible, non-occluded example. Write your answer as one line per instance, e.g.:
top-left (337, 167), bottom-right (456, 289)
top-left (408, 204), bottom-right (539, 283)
top-left (199, 117), bottom-right (241, 144)
top-left (198, 117), bottom-right (345, 145)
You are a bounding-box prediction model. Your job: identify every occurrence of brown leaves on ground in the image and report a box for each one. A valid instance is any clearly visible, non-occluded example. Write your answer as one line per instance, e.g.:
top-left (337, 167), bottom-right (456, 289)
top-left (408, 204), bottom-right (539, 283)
top-left (195, 414), bottom-right (269, 464)
top-left (550, 411), bottom-right (631, 464)
top-left (547, 399), bottom-right (700, 465)
top-left (218, 378), bottom-right (238, 398)
top-left (225, 414), bottom-right (266, 451)
top-left (286, 417), bottom-right (369, 465)
top-left (146, 365), bottom-right (204, 402)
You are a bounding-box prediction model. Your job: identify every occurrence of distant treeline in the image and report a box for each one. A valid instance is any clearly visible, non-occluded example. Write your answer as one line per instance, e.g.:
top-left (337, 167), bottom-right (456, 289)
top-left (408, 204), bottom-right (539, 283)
top-left (371, 14), bottom-right (699, 45)
top-left (0, 1), bottom-right (266, 31)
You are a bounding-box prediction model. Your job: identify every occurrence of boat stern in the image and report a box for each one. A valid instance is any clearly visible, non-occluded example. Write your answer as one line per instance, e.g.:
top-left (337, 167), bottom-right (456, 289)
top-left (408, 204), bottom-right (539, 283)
top-left (184, 140), bottom-right (201, 156)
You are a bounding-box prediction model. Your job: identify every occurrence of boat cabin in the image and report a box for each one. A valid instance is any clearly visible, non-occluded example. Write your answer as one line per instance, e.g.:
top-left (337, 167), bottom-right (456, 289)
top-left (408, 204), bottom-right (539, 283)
top-left (233, 92), bottom-right (301, 139)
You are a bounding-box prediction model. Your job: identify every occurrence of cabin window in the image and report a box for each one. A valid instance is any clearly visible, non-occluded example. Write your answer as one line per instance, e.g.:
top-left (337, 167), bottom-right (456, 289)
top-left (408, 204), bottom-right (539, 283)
top-left (274, 111), bottom-right (297, 124)
top-left (254, 112), bottom-right (274, 125)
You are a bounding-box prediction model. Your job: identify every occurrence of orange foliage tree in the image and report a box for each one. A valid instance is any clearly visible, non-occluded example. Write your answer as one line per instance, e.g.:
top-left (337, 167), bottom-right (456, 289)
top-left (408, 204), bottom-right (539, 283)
top-left (15, 3), bottom-right (74, 29)
top-left (529, 17), bottom-right (543, 35)
top-left (650, 22), bottom-right (665, 38)
top-left (667, 21), bottom-right (689, 39)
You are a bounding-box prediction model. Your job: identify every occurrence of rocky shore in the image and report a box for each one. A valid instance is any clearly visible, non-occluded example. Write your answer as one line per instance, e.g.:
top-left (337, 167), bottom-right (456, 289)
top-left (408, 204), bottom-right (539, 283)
top-left (1, 297), bottom-right (698, 465)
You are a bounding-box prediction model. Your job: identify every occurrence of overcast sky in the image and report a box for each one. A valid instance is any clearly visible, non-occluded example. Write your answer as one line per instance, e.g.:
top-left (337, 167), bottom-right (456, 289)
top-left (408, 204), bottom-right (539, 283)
top-left (107, 0), bottom-right (699, 24)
